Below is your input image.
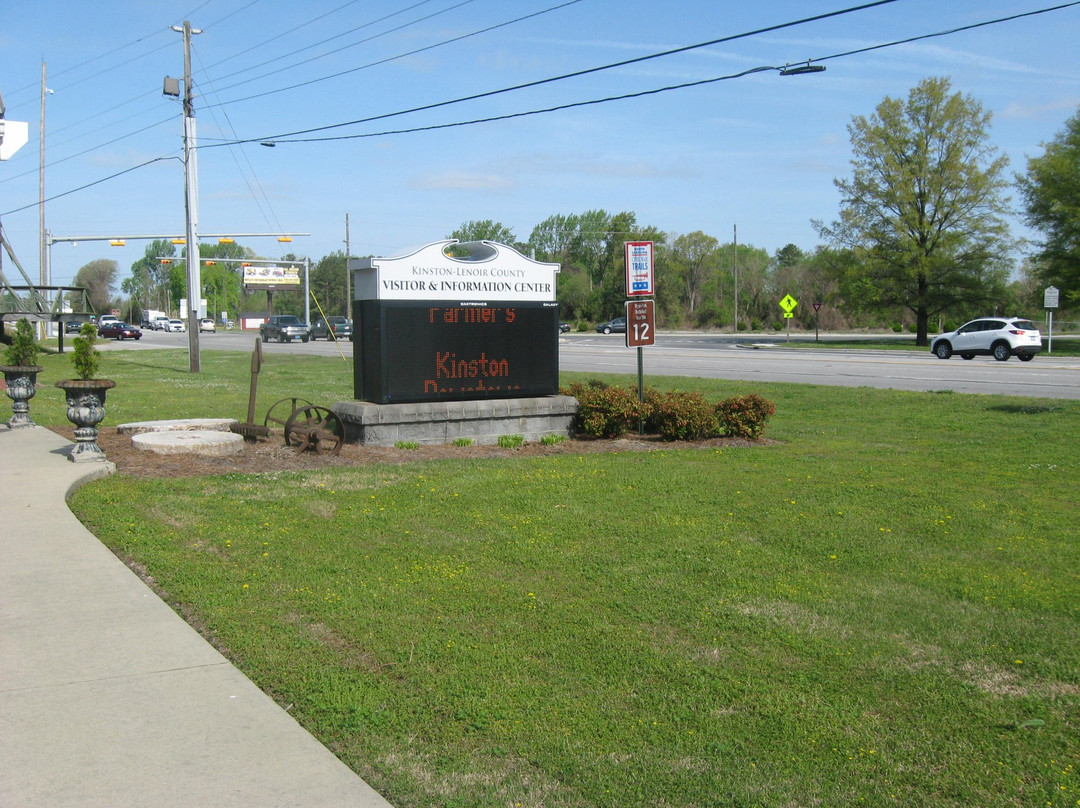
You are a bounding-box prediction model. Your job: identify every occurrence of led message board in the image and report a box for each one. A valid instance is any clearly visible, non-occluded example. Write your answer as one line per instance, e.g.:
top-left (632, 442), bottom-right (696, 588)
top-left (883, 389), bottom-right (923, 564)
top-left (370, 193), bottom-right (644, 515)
top-left (350, 241), bottom-right (561, 404)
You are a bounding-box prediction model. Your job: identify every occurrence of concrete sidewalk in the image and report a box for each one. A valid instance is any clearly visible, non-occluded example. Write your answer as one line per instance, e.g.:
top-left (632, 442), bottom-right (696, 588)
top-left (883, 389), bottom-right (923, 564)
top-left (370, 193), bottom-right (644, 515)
top-left (0, 425), bottom-right (392, 808)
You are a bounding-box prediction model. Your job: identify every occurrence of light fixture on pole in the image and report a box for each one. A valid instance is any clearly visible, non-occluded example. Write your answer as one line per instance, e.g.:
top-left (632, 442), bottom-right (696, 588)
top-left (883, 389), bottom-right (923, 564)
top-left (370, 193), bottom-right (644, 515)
top-left (780, 61), bottom-right (826, 76)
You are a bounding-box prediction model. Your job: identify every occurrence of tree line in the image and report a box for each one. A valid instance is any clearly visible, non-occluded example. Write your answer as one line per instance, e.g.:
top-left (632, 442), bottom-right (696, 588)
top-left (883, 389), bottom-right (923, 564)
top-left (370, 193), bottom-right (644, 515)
top-left (73, 77), bottom-right (1077, 342)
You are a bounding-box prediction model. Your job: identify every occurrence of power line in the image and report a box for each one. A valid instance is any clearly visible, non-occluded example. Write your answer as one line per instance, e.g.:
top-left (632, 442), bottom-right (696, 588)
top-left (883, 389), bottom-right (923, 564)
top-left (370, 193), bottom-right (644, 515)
top-left (203, 0), bottom-right (453, 87)
top-left (206, 0), bottom-right (901, 145)
top-left (204, 0), bottom-right (577, 103)
top-left (1, 157), bottom-right (178, 216)
top-left (217, 0), bottom-right (1080, 148)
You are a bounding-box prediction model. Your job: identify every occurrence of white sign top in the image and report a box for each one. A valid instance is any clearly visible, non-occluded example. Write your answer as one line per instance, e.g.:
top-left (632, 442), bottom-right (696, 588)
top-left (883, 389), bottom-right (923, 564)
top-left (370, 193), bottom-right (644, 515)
top-left (1044, 286), bottom-right (1060, 309)
top-left (349, 240), bottom-right (560, 302)
top-left (0, 119), bottom-right (29, 160)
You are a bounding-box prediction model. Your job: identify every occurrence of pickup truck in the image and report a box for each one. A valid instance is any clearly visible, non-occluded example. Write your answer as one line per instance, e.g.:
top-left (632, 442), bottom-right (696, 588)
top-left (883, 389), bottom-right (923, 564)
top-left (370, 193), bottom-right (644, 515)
top-left (259, 315), bottom-right (310, 343)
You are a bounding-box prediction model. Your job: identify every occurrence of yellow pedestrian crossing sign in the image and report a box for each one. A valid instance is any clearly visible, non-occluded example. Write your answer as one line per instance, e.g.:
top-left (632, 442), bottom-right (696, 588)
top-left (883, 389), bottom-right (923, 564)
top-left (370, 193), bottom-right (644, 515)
top-left (779, 294), bottom-right (798, 313)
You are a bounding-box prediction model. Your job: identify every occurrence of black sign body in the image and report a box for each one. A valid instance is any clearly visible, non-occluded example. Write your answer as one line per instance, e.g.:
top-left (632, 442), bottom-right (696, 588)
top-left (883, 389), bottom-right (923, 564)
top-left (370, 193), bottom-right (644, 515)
top-left (355, 300), bottom-right (559, 404)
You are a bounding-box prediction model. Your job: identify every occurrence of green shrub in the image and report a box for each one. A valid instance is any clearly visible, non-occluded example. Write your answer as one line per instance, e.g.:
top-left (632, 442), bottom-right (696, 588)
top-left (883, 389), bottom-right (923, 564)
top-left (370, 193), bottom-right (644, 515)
top-left (3, 318), bottom-right (41, 367)
top-left (540, 433), bottom-right (566, 446)
top-left (497, 434), bottom-right (524, 449)
top-left (71, 322), bottom-right (102, 380)
top-left (452, 437), bottom-right (473, 447)
top-left (650, 390), bottom-right (718, 441)
top-left (576, 322), bottom-right (589, 333)
top-left (563, 381), bottom-right (644, 438)
top-left (564, 382), bottom-right (775, 442)
top-left (395, 440), bottom-right (420, 450)
top-left (716, 393), bottom-right (776, 439)
top-left (892, 323), bottom-right (904, 333)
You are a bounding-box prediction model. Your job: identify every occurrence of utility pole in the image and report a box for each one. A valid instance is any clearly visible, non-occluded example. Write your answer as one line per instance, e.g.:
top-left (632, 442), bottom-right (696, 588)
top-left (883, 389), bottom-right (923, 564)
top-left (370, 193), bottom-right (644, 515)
top-left (172, 20), bottom-right (202, 372)
top-left (39, 62), bottom-right (48, 339)
top-left (732, 224), bottom-right (739, 334)
top-left (345, 213), bottom-right (352, 321)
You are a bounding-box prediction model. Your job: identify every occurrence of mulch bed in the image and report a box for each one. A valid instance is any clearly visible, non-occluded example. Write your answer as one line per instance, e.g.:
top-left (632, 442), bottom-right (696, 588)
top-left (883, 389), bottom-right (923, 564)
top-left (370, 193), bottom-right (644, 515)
top-left (46, 426), bottom-right (760, 479)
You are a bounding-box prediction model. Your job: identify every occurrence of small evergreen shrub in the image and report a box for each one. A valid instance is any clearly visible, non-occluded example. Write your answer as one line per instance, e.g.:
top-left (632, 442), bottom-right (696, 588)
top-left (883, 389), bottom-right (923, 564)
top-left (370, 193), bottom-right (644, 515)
top-left (72, 322), bottom-right (102, 380)
top-left (3, 318), bottom-right (41, 367)
top-left (497, 434), bottom-right (524, 449)
top-left (716, 394), bottom-right (776, 439)
top-left (650, 390), bottom-right (718, 441)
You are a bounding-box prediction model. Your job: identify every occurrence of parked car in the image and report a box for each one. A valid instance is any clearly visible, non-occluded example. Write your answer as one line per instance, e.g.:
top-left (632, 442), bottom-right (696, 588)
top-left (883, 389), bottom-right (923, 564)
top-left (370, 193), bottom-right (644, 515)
top-left (558, 321), bottom-right (572, 333)
top-left (596, 317), bottom-right (627, 335)
top-left (260, 314), bottom-right (310, 343)
top-left (310, 316), bottom-right (352, 340)
top-left (165, 319), bottom-right (186, 333)
top-left (98, 321), bottom-right (142, 340)
top-left (64, 320), bottom-right (87, 334)
top-left (199, 318), bottom-right (216, 333)
top-left (930, 317), bottom-right (1042, 362)
top-left (151, 315), bottom-right (171, 330)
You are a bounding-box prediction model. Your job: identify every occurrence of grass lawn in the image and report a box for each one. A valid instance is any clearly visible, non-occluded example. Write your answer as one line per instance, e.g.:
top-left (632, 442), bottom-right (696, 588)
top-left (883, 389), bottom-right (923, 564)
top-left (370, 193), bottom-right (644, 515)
top-left (39, 350), bottom-right (1080, 807)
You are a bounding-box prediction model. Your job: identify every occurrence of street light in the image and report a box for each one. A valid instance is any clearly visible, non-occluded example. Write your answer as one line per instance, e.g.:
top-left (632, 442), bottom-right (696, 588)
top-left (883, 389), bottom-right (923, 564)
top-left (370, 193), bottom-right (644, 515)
top-left (780, 61), bottom-right (826, 76)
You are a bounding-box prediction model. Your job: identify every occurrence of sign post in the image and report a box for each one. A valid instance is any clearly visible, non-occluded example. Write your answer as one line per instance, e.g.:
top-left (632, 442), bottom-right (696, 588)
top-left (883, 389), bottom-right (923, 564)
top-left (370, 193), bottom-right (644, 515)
top-left (1044, 286), bottom-right (1059, 354)
top-left (813, 302), bottom-right (822, 342)
top-left (624, 243), bottom-right (656, 434)
top-left (779, 294), bottom-right (798, 342)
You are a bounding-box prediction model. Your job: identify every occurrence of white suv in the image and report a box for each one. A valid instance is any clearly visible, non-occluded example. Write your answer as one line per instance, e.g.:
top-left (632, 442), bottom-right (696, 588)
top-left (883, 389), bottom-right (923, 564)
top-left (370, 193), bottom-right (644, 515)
top-left (930, 317), bottom-right (1042, 362)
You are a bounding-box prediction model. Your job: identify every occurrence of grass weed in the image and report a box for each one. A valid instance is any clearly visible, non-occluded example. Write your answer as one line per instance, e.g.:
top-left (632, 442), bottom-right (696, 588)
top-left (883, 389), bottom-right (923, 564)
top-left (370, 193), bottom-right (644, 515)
top-left (60, 351), bottom-right (1080, 807)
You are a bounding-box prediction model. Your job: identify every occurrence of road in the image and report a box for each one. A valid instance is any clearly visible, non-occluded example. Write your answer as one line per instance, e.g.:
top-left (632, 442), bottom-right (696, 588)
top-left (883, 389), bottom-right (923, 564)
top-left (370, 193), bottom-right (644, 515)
top-left (98, 329), bottom-right (1080, 400)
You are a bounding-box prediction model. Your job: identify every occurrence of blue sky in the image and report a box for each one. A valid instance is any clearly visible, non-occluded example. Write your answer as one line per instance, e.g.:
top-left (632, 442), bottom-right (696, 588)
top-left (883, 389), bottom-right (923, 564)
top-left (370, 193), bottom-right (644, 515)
top-left (1, 0), bottom-right (1078, 290)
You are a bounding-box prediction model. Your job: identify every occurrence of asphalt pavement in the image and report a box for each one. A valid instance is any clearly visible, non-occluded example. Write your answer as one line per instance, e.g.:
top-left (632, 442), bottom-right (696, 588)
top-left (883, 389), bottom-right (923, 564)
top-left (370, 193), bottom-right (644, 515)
top-left (0, 424), bottom-right (393, 808)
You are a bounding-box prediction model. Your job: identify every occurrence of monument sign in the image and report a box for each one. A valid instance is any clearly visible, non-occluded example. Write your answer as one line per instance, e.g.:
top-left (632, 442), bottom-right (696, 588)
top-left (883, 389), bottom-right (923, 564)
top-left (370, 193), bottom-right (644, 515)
top-left (350, 240), bottom-right (561, 404)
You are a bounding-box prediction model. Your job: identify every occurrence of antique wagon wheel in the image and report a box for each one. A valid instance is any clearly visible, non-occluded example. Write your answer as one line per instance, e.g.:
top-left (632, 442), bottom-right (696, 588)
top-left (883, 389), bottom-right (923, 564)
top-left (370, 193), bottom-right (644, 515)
top-left (264, 397), bottom-right (313, 430)
top-left (284, 405), bottom-right (345, 456)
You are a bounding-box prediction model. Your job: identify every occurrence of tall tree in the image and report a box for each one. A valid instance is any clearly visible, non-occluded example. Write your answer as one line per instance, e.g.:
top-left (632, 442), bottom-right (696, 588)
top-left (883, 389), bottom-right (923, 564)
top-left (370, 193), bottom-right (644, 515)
top-left (816, 77), bottom-right (1014, 345)
top-left (309, 251), bottom-right (349, 316)
top-left (447, 220), bottom-right (517, 246)
top-left (1017, 106), bottom-right (1080, 304)
top-left (73, 258), bottom-right (118, 315)
top-left (670, 231), bottom-right (719, 315)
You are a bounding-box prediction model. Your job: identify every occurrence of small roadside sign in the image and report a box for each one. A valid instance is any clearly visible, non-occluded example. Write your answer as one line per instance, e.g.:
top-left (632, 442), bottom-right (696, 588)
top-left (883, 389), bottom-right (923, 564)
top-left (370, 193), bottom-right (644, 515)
top-left (1045, 286), bottom-right (1059, 309)
top-left (625, 242), bottom-right (655, 297)
top-left (626, 299), bottom-right (656, 347)
top-left (779, 294), bottom-right (798, 313)
top-left (813, 302), bottom-right (822, 313)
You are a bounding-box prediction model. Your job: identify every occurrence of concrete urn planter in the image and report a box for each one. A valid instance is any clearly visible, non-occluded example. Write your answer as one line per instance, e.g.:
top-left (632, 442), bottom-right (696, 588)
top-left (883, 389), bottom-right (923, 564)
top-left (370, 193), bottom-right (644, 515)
top-left (1, 365), bottom-right (45, 428)
top-left (55, 379), bottom-right (117, 462)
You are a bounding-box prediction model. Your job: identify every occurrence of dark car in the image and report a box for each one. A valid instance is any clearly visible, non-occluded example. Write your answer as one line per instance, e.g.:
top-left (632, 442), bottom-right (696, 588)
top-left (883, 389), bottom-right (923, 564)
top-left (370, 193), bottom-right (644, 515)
top-left (310, 316), bottom-right (353, 341)
top-left (260, 315), bottom-right (309, 343)
top-left (596, 317), bottom-right (626, 335)
top-left (558, 321), bottom-right (572, 333)
top-left (64, 320), bottom-right (87, 334)
top-left (98, 321), bottom-right (142, 340)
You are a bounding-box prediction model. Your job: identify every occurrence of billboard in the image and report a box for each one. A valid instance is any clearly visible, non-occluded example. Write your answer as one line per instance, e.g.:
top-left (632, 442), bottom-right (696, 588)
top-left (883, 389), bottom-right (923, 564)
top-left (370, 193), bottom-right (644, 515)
top-left (242, 265), bottom-right (300, 289)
